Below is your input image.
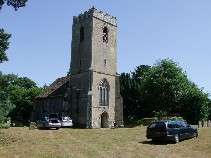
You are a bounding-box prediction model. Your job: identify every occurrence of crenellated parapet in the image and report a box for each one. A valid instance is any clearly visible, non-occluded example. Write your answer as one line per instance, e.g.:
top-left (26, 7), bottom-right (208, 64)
top-left (73, 7), bottom-right (117, 26)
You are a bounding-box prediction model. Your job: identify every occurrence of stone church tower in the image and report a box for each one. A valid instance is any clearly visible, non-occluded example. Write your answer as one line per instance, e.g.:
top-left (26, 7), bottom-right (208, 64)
top-left (68, 7), bottom-right (123, 128)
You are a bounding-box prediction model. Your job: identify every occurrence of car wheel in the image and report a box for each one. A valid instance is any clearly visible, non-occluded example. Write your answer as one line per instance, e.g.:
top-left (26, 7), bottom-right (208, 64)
top-left (193, 132), bottom-right (198, 138)
top-left (174, 134), bottom-right (180, 143)
top-left (43, 124), bottom-right (46, 130)
top-left (56, 127), bottom-right (59, 130)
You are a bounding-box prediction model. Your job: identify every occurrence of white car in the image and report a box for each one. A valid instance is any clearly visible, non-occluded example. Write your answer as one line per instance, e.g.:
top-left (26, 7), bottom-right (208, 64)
top-left (36, 117), bottom-right (61, 130)
top-left (59, 117), bottom-right (73, 127)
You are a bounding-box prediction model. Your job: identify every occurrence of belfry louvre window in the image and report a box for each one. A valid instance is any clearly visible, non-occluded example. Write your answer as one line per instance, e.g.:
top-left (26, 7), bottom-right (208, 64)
top-left (103, 27), bottom-right (108, 43)
top-left (104, 59), bottom-right (107, 66)
top-left (99, 80), bottom-right (109, 106)
top-left (80, 27), bottom-right (84, 42)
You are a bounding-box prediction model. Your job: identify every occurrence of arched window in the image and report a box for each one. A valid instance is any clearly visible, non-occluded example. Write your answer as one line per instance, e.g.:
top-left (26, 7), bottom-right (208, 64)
top-left (80, 27), bottom-right (84, 42)
top-left (103, 27), bottom-right (108, 43)
top-left (99, 80), bottom-right (109, 106)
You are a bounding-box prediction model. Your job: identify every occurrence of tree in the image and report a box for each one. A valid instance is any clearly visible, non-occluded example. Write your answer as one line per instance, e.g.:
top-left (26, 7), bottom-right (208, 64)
top-left (141, 59), bottom-right (189, 115)
top-left (140, 59), bottom-right (209, 124)
top-left (120, 59), bottom-right (210, 124)
top-left (9, 77), bottom-right (42, 124)
top-left (179, 84), bottom-right (210, 124)
top-left (9, 86), bottom-right (41, 124)
top-left (0, 0), bottom-right (27, 10)
top-left (131, 65), bottom-right (151, 81)
top-left (0, 98), bottom-right (15, 123)
top-left (120, 65), bottom-right (151, 123)
top-left (0, 72), bottom-right (42, 125)
top-left (0, 29), bottom-right (11, 63)
top-left (120, 72), bottom-right (133, 122)
top-left (0, 0), bottom-right (28, 63)
top-left (0, 72), bottom-right (16, 123)
top-left (208, 100), bottom-right (211, 120)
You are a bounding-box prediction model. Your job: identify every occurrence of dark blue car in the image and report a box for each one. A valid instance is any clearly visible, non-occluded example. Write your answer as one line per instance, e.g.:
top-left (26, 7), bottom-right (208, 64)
top-left (146, 120), bottom-right (198, 143)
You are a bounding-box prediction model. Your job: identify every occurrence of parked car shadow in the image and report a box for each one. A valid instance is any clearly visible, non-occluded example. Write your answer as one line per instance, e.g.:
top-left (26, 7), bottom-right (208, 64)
top-left (38, 128), bottom-right (59, 130)
top-left (139, 140), bottom-right (174, 145)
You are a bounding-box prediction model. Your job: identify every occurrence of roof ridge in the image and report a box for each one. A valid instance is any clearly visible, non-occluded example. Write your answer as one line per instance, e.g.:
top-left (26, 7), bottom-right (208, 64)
top-left (38, 76), bottom-right (69, 98)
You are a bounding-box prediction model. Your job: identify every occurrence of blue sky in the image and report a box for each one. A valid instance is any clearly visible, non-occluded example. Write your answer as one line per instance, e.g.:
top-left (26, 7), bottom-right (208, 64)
top-left (0, 0), bottom-right (211, 95)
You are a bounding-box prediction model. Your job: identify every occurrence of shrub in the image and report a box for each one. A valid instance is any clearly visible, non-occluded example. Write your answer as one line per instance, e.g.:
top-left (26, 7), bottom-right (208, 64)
top-left (158, 116), bottom-right (185, 121)
top-left (137, 116), bottom-right (185, 126)
top-left (137, 117), bottom-right (158, 126)
top-left (0, 123), bottom-right (10, 129)
top-left (168, 116), bottom-right (185, 121)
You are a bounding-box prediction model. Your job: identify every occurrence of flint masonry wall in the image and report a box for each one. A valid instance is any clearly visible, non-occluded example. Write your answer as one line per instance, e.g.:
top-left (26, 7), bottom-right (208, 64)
top-left (69, 7), bottom-right (123, 128)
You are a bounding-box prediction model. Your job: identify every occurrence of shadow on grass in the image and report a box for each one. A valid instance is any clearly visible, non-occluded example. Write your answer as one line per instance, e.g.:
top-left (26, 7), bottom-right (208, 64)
top-left (139, 140), bottom-right (175, 145)
top-left (37, 128), bottom-right (60, 130)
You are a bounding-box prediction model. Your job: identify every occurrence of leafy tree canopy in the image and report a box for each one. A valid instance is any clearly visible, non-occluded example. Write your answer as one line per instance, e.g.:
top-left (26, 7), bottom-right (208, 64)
top-left (0, 72), bottom-right (16, 123)
top-left (120, 65), bottom-right (151, 122)
top-left (0, 29), bottom-right (11, 63)
top-left (0, 71), bottom-right (42, 124)
top-left (0, 0), bottom-right (27, 63)
top-left (140, 59), bottom-right (210, 124)
top-left (141, 59), bottom-right (189, 114)
top-left (0, 0), bottom-right (27, 10)
top-left (120, 59), bottom-right (210, 125)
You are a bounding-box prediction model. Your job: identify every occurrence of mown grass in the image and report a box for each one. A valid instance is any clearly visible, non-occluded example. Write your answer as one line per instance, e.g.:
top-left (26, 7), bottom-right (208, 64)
top-left (0, 126), bottom-right (210, 158)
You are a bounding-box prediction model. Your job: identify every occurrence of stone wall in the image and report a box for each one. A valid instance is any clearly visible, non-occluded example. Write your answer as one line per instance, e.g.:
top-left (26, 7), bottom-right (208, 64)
top-left (198, 120), bottom-right (211, 128)
top-left (68, 7), bottom-right (123, 128)
top-left (32, 97), bottom-right (67, 121)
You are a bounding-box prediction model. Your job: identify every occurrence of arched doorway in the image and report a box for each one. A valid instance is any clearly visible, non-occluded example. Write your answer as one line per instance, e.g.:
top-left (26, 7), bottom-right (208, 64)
top-left (101, 112), bottom-right (109, 128)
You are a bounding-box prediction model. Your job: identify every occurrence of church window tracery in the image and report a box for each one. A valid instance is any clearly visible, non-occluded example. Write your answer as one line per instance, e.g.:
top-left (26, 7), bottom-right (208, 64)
top-left (99, 79), bottom-right (109, 106)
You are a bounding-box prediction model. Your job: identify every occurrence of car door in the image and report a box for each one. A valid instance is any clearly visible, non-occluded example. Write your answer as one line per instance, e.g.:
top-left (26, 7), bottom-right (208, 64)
top-left (178, 121), bottom-right (189, 139)
top-left (36, 118), bottom-right (44, 128)
top-left (167, 122), bottom-right (180, 135)
top-left (186, 124), bottom-right (195, 138)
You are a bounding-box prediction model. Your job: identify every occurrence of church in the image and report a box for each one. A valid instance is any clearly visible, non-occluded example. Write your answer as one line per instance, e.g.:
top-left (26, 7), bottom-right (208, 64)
top-left (32, 7), bottom-right (123, 128)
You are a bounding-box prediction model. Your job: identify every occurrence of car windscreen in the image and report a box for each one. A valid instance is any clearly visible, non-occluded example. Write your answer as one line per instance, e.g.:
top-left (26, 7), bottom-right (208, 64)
top-left (62, 117), bottom-right (71, 120)
top-left (49, 113), bottom-right (58, 118)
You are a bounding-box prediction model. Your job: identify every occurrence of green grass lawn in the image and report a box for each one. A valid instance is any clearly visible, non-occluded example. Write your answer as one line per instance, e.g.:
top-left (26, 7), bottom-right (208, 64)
top-left (0, 126), bottom-right (211, 158)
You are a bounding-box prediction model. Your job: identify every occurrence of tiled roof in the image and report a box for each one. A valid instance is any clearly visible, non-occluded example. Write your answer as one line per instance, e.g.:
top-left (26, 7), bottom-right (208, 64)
top-left (37, 76), bottom-right (69, 98)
